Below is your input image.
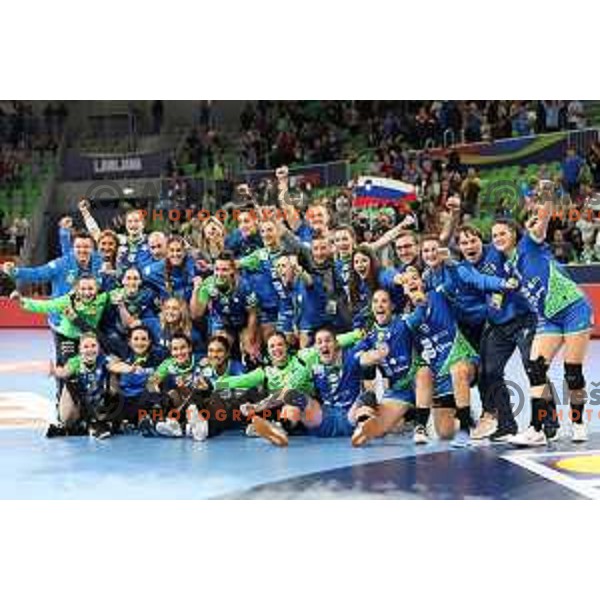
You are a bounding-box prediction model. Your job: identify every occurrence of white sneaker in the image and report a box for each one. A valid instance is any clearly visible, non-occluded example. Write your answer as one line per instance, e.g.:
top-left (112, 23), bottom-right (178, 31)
top-left (156, 418), bottom-right (183, 437)
top-left (186, 406), bottom-right (209, 442)
top-left (245, 423), bottom-right (259, 437)
top-left (450, 430), bottom-right (472, 448)
top-left (470, 414), bottom-right (498, 440)
top-left (413, 424), bottom-right (429, 445)
top-left (509, 426), bottom-right (547, 447)
top-left (572, 422), bottom-right (589, 443)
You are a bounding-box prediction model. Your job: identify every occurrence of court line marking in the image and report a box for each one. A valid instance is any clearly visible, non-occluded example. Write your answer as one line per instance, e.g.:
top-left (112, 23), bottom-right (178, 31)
top-left (0, 392), bottom-right (53, 428)
top-left (503, 451), bottom-right (600, 500)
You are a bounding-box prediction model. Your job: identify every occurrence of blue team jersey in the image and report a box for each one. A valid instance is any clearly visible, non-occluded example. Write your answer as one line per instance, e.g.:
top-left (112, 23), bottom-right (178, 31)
top-left (102, 288), bottom-right (157, 335)
top-left (295, 221), bottom-right (314, 244)
top-left (358, 316), bottom-right (414, 389)
top-left (424, 261), bottom-right (506, 326)
top-left (352, 269), bottom-right (403, 329)
top-left (309, 346), bottom-right (363, 409)
top-left (295, 265), bottom-right (338, 332)
top-left (334, 257), bottom-right (352, 298)
top-left (405, 290), bottom-right (468, 375)
top-left (116, 236), bottom-right (154, 274)
top-left (195, 357), bottom-right (246, 388)
top-left (508, 233), bottom-right (585, 319)
top-left (13, 253), bottom-right (103, 330)
top-left (147, 322), bottom-right (204, 361)
top-left (474, 244), bottom-right (533, 325)
top-left (202, 277), bottom-right (258, 334)
top-left (225, 230), bottom-right (263, 258)
top-left (119, 351), bottom-right (162, 398)
top-left (66, 354), bottom-right (110, 406)
top-left (142, 256), bottom-right (198, 302)
top-left (240, 248), bottom-right (287, 311)
top-left (276, 280), bottom-right (296, 334)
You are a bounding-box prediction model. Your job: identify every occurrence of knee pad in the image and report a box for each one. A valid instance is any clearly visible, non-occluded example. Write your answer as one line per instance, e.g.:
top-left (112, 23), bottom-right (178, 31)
top-left (565, 362), bottom-right (585, 391)
top-left (355, 405), bottom-right (377, 424)
top-left (356, 390), bottom-right (378, 409)
top-left (433, 394), bottom-right (456, 409)
top-left (526, 356), bottom-right (549, 387)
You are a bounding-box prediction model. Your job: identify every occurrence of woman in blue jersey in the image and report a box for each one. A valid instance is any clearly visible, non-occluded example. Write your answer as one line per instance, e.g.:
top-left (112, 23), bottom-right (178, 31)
top-left (190, 252), bottom-right (260, 363)
top-left (101, 267), bottom-right (158, 358)
top-left (420, 234), bottom-right (518, 350)
top-left (142, 235), bottom-right (198, 303)
top-left (225, 207), bottom-right (263, 259)
top-left (400, 266), bottom-right (479, 446)
top-left (238, 219), bottom-right (311, 346)
top-left (349, 245), bottom-right (404, 329)
top-left (500, 185), bottom-right (594, 446)
top-left (356, 289), bottom-right (435, 445)
top-left (111, 325), bottom-right (163, 427)
top-left (46, 332), bottom-right (144, 439)
top-left (144, 334), bottom-right (249, 442)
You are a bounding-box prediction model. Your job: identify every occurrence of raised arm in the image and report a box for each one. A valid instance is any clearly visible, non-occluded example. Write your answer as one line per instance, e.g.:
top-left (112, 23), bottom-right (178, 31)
top-left (189, 277), bottom-right (208, 320)
top-left (4, 256), bottom-right (65, 285)
top-left (528, 182), bottom-right (555, 242)
top-left (439, 196), bottom-right (462, 246)
top-left (78, 198), bottom-right (102, 243)
top-left (58, 217), bottom-right (74, 256)
top-left (216, 367), bottom-right (266, 390)
top-left (369, 214), bottom-right (417, 253)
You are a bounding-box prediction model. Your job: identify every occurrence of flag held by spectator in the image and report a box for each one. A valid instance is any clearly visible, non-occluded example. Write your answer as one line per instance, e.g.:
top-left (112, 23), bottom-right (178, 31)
top-left (353, 176), bottom-right (417, 209)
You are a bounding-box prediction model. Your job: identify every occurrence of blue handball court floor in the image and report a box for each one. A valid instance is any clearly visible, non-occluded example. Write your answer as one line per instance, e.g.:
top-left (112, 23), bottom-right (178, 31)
top-left (2, 329), bottom-right (600, 500)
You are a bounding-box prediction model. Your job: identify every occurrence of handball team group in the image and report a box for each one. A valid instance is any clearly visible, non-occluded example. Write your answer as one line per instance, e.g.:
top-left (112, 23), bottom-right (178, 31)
top-left (2, 170), bottom-right (593, 448)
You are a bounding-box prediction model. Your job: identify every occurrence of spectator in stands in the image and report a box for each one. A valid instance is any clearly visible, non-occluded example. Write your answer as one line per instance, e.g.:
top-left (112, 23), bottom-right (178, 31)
top-left (151, 101), bottom-right (164, 134)
top-left (460, 168), bottom-right (481, 218)
top-left (543, 101), bottom-right (562, 132)
top-left (586, 142), bottom-right (600, 188)
top-left (563, 147), bottom-right (584, 197)
top-left (10, 216), bottom-right (29, 256)
top-left (567, 101), bottom-right (585, 130)
top-left (550, 228), bottom-right (575, 264)
top-left (464, 103), bottom-right (483, 142)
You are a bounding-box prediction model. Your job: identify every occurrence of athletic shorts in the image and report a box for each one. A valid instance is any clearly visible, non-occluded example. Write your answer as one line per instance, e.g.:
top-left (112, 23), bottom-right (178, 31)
top-left (537, 297), bottom-right (593, 336)
top-left (258, 305), bottom-right (279, 326)
top-left (382, 386), bottom-right (415, 405)
top-left (307, 404), bottom-right (355, 438)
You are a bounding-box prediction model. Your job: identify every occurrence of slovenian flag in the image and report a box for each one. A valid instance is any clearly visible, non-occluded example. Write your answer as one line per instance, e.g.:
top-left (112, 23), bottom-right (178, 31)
top-left (353, 176), bottom-right (417, 210)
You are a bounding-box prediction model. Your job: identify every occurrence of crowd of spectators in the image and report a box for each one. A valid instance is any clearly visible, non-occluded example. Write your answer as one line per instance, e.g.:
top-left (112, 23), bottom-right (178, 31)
top-left (0, 101), bottom-right (66, 150)
top-left (235, 101), bottom-right (589, 170)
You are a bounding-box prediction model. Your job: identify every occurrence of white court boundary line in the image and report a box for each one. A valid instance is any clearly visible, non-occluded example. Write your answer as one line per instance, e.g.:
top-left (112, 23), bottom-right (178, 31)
top-left (0, 392), bottom-right (53, 428)
top-left (503, 450), bottom-right (600, 500)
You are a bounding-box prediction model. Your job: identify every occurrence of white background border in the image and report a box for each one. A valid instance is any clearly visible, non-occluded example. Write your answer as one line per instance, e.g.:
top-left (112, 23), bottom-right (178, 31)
top-left (2, 0), bottom-right (600, 598)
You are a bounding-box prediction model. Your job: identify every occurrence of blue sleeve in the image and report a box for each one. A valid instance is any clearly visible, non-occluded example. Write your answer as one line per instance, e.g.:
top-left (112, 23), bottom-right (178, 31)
top-left (378, 268), bottom-right (398, 290)
top-left (404, 304), bottom-right (428, 331)
top-left (14, 257), bottom-right (65, 284)
top-left (59, 228), bottom-right (72, 256)
top-left (456, 263), bottom-right (506, 292)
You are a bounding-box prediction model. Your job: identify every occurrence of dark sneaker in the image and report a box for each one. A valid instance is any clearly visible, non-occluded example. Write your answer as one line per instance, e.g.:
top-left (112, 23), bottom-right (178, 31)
top-left (89, 422), bottom-right (112, 440)
top-left (490, 423), bottom-right (518, 443)
top-left (138, 415), bottom-right (158, 437)
top-left (65, 422), bottom-right (88, 436)
top-left (45, 423), bottom-right (67, 438)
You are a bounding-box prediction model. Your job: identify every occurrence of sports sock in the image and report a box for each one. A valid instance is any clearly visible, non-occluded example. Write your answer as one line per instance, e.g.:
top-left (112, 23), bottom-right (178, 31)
top-left (530, 397), bottom-right (547, 431)
top-left (416, 407), bottom-right (430, 428)
top-left (456, 406), bottom-right (471, 432)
